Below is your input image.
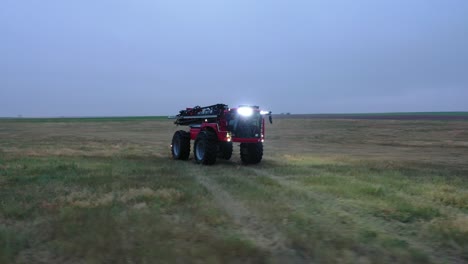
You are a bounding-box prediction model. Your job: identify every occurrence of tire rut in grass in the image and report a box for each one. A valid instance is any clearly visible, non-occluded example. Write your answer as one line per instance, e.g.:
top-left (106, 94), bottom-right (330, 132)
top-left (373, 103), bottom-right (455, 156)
top-left (244, 167), bottom-right (454, 264)
top-left (195, 174), bottom-right (306, 263)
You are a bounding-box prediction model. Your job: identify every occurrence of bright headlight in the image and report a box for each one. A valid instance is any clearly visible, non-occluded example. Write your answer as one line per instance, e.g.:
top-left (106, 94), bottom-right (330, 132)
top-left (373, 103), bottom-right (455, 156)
top-left (237, 107), bottom-right (253, 117)
top-left (260, 110), bottom-right (269, 115)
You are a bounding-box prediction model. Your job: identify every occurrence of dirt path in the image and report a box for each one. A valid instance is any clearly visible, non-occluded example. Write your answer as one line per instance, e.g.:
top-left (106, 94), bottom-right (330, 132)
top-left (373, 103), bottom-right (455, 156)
top-left (194, 171), bottom-right (306, 263)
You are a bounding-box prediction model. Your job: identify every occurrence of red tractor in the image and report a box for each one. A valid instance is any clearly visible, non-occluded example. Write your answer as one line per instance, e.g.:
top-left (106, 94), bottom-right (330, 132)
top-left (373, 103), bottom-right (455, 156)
top-left (171, 104), bottom-right (272, 165)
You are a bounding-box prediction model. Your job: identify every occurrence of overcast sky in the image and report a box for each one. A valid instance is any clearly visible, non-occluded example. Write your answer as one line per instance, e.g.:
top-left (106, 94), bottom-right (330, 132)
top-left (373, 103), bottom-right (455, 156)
top-left (1, 0), bottom-right (467, 116)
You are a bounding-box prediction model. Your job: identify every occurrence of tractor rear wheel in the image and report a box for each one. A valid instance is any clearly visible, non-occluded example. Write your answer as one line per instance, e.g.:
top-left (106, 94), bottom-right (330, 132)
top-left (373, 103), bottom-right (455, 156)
top-left (194, 130), bottom-right (218, 165)
top-left (240, 142), bottom-right (263, 164)
top-left (171, 130), bottom-right (191, 160)
top-left (219, 142), bottom-right (233, 160)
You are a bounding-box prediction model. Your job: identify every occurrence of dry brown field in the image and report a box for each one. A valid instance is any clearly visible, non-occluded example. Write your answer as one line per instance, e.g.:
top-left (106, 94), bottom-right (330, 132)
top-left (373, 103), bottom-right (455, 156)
top-left (1, 116), bottom-right (467, 263)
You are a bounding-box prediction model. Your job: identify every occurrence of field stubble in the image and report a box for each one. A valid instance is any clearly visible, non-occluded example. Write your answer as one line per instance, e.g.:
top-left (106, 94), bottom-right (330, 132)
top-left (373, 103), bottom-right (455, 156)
top-left (0, 117), bottom-right (467, 263)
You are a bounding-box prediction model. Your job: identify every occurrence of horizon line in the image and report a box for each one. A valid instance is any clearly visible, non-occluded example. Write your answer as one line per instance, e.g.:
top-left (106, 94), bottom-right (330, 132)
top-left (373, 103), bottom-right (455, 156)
top-left (1, 111), bottom-right (468, 119)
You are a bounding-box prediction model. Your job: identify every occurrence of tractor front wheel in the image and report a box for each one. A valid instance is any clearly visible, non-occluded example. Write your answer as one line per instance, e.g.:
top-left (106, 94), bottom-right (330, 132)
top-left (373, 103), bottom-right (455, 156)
top-left (194, 130), bottom-right (218, 165)
top-left (240, 142), bottom-right (263, 164)
top-left (171, 130), bottom-right (191, 160)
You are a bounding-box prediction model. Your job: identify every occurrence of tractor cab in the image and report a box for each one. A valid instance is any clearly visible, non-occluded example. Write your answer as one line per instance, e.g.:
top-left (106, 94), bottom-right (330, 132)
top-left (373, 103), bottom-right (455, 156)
top-left (226, 106), bottom-right (263, 139)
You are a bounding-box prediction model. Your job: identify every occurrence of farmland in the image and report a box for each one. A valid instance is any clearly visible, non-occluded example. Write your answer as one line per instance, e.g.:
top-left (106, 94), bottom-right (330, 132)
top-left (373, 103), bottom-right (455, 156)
top-left (1, 116), bottom-right (467, 263)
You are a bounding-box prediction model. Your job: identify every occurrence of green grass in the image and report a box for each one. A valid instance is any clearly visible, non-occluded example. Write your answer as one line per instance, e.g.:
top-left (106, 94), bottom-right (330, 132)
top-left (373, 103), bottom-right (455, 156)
top-left (311, 112), bottom-right (468, 116)
top-left (1, 118), bottom-right (467, 263)
top-left (330, 111), bottom-right (468, 116)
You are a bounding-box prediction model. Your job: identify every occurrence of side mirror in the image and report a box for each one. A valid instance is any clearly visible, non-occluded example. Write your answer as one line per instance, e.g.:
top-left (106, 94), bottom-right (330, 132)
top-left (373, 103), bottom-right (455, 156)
top-left (269, 112), bottom-right (273, 124)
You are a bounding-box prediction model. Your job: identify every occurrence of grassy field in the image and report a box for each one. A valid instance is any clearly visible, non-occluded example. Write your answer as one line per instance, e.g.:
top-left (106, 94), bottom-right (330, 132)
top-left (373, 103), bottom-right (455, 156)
top-left (1, 117), bottom-right (467, 263)
top-left (319, 112), bottom-right (468, 116)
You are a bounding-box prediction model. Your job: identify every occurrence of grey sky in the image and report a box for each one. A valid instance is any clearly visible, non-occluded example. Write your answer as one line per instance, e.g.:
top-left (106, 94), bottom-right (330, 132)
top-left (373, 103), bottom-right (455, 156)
top-left (1, 0), bottom-right (467, 116)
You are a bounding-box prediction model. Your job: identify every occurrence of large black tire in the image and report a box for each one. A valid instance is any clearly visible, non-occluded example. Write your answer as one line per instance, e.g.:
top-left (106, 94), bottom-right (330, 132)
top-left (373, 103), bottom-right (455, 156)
top-left (240, 142), bottom-right (263, 164)
top-left (171, 130), bottom-right (190, 160)
top-left (194, 130), bottom-right (218, 165)
top-left (218, 142), bottom-right (233, 160)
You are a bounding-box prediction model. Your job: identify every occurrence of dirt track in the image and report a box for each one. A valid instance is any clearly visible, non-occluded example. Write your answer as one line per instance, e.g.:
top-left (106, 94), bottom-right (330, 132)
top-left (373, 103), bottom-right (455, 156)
top-left (273, 114), bottom-right (468, 121)
top-left (195, 173), bottom-right (307, 263)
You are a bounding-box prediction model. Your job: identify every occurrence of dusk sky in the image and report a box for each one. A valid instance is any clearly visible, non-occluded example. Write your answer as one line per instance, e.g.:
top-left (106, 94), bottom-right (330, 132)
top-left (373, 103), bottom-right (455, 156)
top-left (1, 0), bottom-right (467, 117)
